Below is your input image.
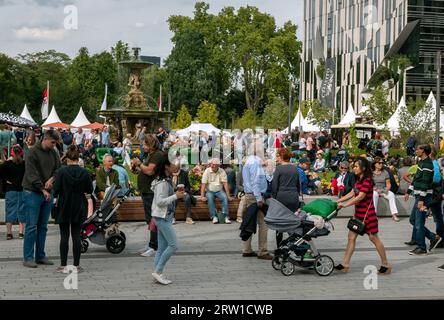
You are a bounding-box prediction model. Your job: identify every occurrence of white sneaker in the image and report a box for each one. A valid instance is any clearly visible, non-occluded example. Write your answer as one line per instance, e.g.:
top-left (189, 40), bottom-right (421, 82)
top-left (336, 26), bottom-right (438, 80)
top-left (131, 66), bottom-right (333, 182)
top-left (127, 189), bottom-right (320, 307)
top-left (140, 248), bottom-right (156, 257)
top-left (225, 217), bottom-right (231, 224)
top-left (212, 217), bottom-right (219, 224)
top-left (152, 273), bottom-right (171, 285)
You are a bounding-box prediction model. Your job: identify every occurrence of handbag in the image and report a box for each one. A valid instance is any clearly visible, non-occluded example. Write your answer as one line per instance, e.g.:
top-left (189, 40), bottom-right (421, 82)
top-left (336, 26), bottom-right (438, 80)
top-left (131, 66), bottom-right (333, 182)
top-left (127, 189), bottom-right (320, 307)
top-left (149, 217), bottom-right (157, 232)
top-left (347, 201), bottom-right (372, 236)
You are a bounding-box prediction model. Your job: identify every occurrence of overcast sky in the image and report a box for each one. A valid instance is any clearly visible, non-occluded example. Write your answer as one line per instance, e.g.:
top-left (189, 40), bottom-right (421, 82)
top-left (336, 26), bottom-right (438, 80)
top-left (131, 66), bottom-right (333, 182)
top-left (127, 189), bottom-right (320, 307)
top-left (0, 0), bottom-right (304, 63)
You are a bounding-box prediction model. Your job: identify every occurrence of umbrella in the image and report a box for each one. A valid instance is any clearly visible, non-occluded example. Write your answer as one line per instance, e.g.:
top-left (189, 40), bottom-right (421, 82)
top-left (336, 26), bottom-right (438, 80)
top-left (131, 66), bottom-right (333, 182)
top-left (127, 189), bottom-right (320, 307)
top-left (81, 122), bottom-right (104, 129)
top-left (42, 122), bottom-right (71, 129)
top-left (0, 111), bottom-right (38, 128)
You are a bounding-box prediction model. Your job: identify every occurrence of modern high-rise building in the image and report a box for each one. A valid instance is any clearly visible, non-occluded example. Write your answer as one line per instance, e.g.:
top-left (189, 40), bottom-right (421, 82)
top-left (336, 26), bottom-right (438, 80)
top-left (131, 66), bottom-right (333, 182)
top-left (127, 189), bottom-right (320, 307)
top-left (301, 0), bottom-right (444, 117)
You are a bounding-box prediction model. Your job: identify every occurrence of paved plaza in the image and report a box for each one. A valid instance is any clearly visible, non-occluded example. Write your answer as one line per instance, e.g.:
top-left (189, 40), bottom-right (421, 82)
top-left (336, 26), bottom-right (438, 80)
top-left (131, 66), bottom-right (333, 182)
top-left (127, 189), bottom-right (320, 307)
top-left (1, 214), bottom-right (444, 300)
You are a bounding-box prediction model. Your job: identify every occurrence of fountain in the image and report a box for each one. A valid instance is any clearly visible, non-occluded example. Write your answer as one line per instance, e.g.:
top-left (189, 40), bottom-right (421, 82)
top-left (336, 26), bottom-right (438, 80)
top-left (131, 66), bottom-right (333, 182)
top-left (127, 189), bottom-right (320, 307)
top-left (99, 47), bottom-right (173, 142)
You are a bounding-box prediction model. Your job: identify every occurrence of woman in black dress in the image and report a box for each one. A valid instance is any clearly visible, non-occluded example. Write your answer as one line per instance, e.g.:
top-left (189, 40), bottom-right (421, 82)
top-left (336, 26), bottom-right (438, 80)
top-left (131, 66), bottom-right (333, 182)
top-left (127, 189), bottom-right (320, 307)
top-left (272, 148), bottom-right (300, 247)
top-left (53, 145), bottom-right (93, 273)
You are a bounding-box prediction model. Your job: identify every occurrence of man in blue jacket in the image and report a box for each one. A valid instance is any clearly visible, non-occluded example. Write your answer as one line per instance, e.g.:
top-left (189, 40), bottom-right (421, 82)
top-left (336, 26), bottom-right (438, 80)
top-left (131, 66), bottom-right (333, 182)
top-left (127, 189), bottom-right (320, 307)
top-left (297, 158), bottom-right (310, 195)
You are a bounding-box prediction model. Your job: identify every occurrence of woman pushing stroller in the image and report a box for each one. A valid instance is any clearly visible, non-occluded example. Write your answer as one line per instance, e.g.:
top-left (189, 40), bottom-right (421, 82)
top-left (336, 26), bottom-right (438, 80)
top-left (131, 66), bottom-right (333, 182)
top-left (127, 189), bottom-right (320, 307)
top-left (335, 157), bottom-right (392, 275)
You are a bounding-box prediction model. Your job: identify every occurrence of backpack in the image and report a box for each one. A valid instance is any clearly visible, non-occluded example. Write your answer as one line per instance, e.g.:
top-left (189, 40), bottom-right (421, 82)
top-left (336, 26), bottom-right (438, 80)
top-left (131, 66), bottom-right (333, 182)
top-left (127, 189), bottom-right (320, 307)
top-left (385, 168), bottom-right (399, 194)
top-left (433, 160), bottom-right (442, 185)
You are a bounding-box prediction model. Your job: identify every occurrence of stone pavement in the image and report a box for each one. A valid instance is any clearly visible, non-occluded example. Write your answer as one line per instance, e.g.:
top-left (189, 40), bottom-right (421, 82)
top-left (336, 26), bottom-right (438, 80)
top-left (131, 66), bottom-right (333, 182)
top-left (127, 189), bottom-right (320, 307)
top-left (1, 216), bottom-right (444, 300)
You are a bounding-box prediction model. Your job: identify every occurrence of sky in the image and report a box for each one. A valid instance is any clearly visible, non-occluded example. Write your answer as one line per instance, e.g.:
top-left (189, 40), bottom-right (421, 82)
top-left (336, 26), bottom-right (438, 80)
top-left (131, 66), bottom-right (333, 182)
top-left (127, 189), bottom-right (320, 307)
top-left (0, 0), bottom-right (304, 63)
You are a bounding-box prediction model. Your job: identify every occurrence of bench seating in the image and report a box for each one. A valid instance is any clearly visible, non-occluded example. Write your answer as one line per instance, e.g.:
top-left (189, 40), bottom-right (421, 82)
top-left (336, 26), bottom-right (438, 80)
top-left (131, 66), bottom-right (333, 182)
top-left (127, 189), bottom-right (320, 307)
top-left (111, 197), bottom-right (240, 222)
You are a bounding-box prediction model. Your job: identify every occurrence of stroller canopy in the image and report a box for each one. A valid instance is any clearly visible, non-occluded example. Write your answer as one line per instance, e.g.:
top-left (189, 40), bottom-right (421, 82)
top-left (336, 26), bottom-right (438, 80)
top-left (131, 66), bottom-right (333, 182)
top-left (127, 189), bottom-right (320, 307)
top-left (100, 184), bottom-right (120, 212)
top-left (264, 199), bottom-right (302, 233)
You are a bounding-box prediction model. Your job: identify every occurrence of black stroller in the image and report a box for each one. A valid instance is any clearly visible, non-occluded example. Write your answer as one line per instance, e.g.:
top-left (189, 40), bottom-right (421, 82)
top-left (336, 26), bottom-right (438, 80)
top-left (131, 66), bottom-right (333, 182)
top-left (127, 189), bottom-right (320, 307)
top-left (264, 198), bottom-right (339, 276)
top-left (330, 148), bottom-right (349, 171)
top-left (80, 184), bottom-right (131, 254)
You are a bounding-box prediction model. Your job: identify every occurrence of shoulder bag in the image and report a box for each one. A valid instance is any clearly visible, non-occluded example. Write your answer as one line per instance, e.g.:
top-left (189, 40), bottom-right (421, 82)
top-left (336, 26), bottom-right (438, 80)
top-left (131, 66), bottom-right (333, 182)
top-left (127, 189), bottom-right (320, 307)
top-left (347, 201), bottom-right (372, 236)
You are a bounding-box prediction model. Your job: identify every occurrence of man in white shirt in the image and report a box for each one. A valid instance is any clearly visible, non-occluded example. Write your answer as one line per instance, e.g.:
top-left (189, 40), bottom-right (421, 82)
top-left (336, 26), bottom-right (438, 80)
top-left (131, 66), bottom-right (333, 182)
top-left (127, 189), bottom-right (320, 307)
top-left (201, 158), bottom-right (233, 224)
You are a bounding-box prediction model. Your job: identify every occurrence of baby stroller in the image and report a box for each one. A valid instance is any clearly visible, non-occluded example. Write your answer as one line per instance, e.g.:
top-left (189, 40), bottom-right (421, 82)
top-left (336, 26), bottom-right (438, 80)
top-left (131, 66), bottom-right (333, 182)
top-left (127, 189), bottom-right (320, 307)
top-left (330, 148), bottom-right (349, 171)
top-left (80, 184), bottom-right (131, 254)
top-left (264, 198), bottom-right (339, 277)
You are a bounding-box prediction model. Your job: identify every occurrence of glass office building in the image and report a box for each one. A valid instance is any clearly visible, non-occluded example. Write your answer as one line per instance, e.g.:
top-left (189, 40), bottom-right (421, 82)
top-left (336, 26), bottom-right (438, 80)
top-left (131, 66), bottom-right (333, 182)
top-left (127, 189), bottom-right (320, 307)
top-left (301, 0), bottom-right (444, 116)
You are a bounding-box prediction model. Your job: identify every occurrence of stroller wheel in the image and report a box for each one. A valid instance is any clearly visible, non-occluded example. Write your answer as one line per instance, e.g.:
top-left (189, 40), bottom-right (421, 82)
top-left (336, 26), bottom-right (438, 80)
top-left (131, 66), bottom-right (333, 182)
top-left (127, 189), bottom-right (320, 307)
top-left (314, 255), bottom-right (334, 276)
top-left (106, 234), bottom-right (126, 254)
top-left (272, 256), bottom-right (283, 270)
top-left (119, 231), bottom-right (126, 240)
top-left (280, 260), bottom-right (295, 276)
top-left (81, 240), bottom-right (89, 253)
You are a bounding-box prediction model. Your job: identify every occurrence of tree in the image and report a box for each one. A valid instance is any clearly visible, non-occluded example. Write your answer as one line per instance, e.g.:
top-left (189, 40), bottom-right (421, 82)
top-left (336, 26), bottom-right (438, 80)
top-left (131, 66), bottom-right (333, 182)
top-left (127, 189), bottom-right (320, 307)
top-left (362, 85), bottom-right (396, 125)
top-left (262, 98), bottom-right (288, 130)
top-left (111, 40), bottom-right (130, 63)
top-left (399, 99), bottom-right (435, 144)
top-left (172, 105), bottom-right (192, 129)
top-left (195, 100), bottom-right (220, 127)
top-left (300, 99), bottom-right (333, 128)
top-left (234, 109), bottom-right (260, 130)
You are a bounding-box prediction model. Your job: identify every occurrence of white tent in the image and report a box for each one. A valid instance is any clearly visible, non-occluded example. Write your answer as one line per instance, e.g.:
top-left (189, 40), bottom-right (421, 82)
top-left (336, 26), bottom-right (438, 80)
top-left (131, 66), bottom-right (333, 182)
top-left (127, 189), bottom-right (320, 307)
top-left (282, 107), bottom-right (305, 133)
top-left (385, 96), bottom-right (410, 134)
top-left (302, 107), bottom-right (320, 132)
top-left (20, 104), bottom-right (36, 123)
top-left (41, 105), bottom-right (62, 126)
top-left (175, 122), bottom-right (221, 136)
top-left (338, 104), bottom-right (357, 126)
top-left (70, 107), bottom-right (91, 128)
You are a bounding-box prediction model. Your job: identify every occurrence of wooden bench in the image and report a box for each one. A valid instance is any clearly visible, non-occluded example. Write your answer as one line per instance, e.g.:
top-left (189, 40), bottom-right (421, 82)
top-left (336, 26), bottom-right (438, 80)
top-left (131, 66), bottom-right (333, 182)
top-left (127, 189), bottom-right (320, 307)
top-left (111, 197), bottom-right (240, 222)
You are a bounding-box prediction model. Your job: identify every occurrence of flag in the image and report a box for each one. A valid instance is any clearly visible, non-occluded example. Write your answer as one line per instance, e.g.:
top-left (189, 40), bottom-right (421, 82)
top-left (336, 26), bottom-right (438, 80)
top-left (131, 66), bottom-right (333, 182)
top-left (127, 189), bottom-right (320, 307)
top-left (157, 85), bottom-right (162, 111)
top-left (41, 82), bottom-right (49, 120)
top-left (100, 83), bottom-right (107, 111)
top-left (99, 83), bottom-right (107, 120)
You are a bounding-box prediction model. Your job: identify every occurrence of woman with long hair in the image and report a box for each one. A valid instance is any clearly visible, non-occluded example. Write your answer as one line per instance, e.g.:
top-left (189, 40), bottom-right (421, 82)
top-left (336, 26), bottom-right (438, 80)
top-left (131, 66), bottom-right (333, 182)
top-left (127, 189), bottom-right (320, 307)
top-left (335, 157), bottom-right (391, 274)
top-left (53, 145), bottom-right (93, 273)
top-left (0, 145), bottom-right (26, 240)
top-left (151, 154), bottom-right (185, 285)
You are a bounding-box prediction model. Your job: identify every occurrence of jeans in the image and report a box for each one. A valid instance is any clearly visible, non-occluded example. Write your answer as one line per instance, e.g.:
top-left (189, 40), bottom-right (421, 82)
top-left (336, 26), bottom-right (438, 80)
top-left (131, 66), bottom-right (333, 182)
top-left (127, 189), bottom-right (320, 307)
top-left (409, 196), bottom-right (436, 251)
top-left (373, 190), bottom-right (399, 215)
top-left (142, 193), bottom-right (158, 250)
top-left (206, 190), bottom-right (229, 218)
top-left (153, 215), bottom-right (178, 274)
top-left (5, 191), bottom-right (25, 223)
top-left (431, 202), bottom-right (444, 239)
top-left (23, 190), bottom-right (53, 262)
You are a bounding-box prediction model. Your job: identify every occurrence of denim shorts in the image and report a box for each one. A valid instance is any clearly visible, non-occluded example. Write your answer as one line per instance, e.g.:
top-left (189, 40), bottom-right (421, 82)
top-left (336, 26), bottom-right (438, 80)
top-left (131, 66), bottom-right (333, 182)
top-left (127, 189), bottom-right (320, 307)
top-left (5, 191), bottom-right (25, 223)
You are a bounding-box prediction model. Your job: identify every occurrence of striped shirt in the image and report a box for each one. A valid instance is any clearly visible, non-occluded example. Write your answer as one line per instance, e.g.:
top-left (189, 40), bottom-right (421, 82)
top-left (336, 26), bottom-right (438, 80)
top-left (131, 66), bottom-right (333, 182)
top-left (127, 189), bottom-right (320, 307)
top-left (354, 177), bottom-right (378, 235)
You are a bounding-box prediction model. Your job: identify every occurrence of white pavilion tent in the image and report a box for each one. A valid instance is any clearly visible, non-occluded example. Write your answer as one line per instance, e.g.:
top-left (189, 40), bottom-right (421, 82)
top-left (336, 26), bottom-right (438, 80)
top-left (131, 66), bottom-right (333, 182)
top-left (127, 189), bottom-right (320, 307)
top-left (41, 105), bottom-right (63, 127)
top-left (175, 122), bottom-right (221, 136)
top-left (282, 108), bottom-right (305, 133)
top-left (70, 107), bottom-right (91, 128)
top-left (20, 104), bottom-right (36, 123)
top-left (301, 107), bottom-right (320, 132)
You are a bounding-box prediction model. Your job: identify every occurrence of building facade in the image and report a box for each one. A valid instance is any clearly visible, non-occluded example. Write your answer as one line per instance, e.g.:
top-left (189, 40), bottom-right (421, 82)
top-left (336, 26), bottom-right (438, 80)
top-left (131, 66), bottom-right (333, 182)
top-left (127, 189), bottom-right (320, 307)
top-left (301, 0), bottom-right (444, 117)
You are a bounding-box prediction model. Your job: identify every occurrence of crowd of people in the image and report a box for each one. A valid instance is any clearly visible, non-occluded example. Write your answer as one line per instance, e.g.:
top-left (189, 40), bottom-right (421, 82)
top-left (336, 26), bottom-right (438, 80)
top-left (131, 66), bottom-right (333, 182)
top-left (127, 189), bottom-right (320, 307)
top-left (2, 122), bottom-right (444, 285)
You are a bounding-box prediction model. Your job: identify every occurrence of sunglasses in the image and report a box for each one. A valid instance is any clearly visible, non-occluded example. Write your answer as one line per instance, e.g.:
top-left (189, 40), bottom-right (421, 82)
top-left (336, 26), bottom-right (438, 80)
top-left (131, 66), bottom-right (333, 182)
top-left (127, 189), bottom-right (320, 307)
top-left (376, 162), bottom-right (384, 164)
top-left (340, 167), bottom-right (348, 169)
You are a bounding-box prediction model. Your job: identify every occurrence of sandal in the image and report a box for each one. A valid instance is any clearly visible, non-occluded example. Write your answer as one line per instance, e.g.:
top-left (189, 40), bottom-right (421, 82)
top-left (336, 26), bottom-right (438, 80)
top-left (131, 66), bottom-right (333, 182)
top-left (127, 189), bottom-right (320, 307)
top-left (18, 233), bottom-right (24, 239)
top-left (378, 266), bottom-right (392, 275)
top-left (334, 264), bottom-right (349, 273)
top-left (6, 234), bottom-right (13, 240)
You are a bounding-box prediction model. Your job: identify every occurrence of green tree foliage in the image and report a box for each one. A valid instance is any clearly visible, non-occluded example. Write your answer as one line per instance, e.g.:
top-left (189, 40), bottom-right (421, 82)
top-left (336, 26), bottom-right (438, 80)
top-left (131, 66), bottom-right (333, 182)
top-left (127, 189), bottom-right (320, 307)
top-left (361, 85), bottom-right (396, 125)
top-left (300, 99), bottom-right (333, 128)
top-left (165, 2), bottom-right (302, 114)
top-left (172, 105), bottom-right (192, 129)
top-left (234, 109), bottom-right (260, 130)
top-left (195, 100), bottom-right (220, 127)
top-left (406, 96), bottom-right (426, 116)
top-left (399, 99), bottom-right (435, 144)
top-left (262, 98), bottom-right (288, 130)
